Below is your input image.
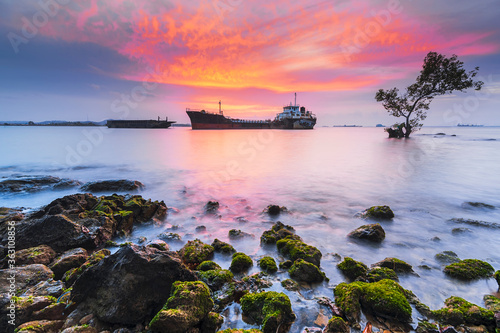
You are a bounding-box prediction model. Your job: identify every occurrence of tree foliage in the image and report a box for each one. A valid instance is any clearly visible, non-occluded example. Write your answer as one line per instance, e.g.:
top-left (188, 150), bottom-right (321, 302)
top-left (375, 52), bottom-right (483, 138)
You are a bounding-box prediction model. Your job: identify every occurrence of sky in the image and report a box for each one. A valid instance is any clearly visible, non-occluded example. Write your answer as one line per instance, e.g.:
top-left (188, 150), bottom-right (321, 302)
top-left (1, 0), bottom-right (499, 126)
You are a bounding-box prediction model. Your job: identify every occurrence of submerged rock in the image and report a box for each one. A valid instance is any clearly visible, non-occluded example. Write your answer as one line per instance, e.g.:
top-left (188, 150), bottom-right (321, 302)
top-left (0, 175), bottom-right (81, 193)
top-left (228, 229), bottom-right (255, 240)
top-left (337, 257), bottom-right (367, 281)
top-left (289, 259), bottom-right (327, 283)
top-left (80, 179), bottom-right (144, 192)
top-left (264, 205), bottom-right (288, 216)
top-left (449, 218), bottom-right (500, 229)
top-left (360, 205), bottom-right (394, 219)
top-left (435, 251), bottom-right (460, 264)
top-left (179, 239), bottom-right (214, 268)
top-left (372, 257), bottom-right (414, 273)
top-left (205, 201), bottom-right (220, 213)
top-left (230, 252), bottom-right (253, 273)
top-left (258, 256), bottom-right (278, 274)
top-left (197, 260), bottom-right (221, 271)
top-left (240, 291), bottom-right (295, 333)
top-left (197, 269), bottom-right (233, 291)
top-left (71, 244), bottom-right (197, 325)
top-left (260, 222), bottom-right (299, 245)
top-left (323, 316), bottom-right (349, 333)
top-left (276, 237), bottom-right (322, 267)
top-left (211, 239), bottom-right (236, 254)
top-left (281, 279), bottom-right (300, 291)
top-left (462, 202), bottom-right (495, 210)
top-left (348, 223), bottom-right (385, 243)
top-left (366, 267), bottom-right (399, 282)
top-left (495, 270), bottom-right (500, 289)
top-left (432, 296), bottom-right (495, 328)
top-left (443, 259), bottom-right (494, 280)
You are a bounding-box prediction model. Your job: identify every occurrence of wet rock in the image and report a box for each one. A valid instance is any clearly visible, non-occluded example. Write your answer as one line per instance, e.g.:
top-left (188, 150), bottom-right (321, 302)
top-left (61, 326), bottom-right (98, 333)
top-left (366, 267), bottom-right (399, 282)
top-left (49, 248), bottom-right (88, 280)
top-left (4, 295), bottom-right (55, 328)
top-left (217, 329), bottom-right (263, 333)
top-left (403, 289), bottom-right (432, 317)
top-left (63, 249), bottom-right (110, 286)
top-left (12, 245), bottom-right (56, 267)
top-left (289, 259), bottom-right (327, 283)
top-left (71, 244), bottom-right (197, 325)
top-left (260, 222), bottom-right (299, 244)
top-left (276, 238), bottom-right (322, 267)
top-left (449, 218), bottom-right (500, 229)
top-left (323, 316), bottom-right (349, 333)
top-left (16, 319), bottom-right (65, 333)
top-left (360, 205), bottom-right (394, 219)
top-left (432, 296), bottom-right (495, 328)
top-left (149, 281), bottom-right (221, 333)
top-left (158, 232), bottom-right (182, 243)
top-left (31, 302), bottom-right (67, 321)
top-left (264, 205), bottom-right (288, 216)
top-left (334, 282), bottom-right (363, 325)
top-left (195, 225), bottom-right (206, 232)
top-left (416, 321), bottom-right (439, 333)
top-left (279, 260), bottom-right (293, 270)
top-left (452, 227), bottom-right (472, 234)
top-left (242, 272), bottom-right (273, 290)
top-left (258, 256), bottom-right (278, 274)
top-left (372, 257), bottom-right (414, 273)
top-left (228, 229), bottom-right (254, 240)
top-left (462, 202), bottom-right (495, 210)
top-left (0, 175), bottom-right (81, 193)
top-left (211, 239), bottom-right (236, 254)
top-left (205, 201), bottom-right (219, 213)
top-left (22, 279), bottom-right (65, 298)
top-left (197, 260), bottom-right (221, 271)
top-left (281, 279), bottom-right (300, 291)
top-left (240, 291), bottom-right (295, 333)
top-left (348, 223), bottom-right (385, 243)
top-left (0, 264), bottom-right (54, 294)
top-left (230, 252), bottom-right (253, 273)
top-left (146, 240), bottom-right (169, 251)
top-left (0, 207), bottom-right (24, 222)
top-left (179, 239), bottom-right (214, 268)
top-left (80, 180), bottom-right (144, 192)
top-left (435, 251), bottom-right (460, 264)
top-left (337, 257), bottom-right (367, 281)
top-left (483, 295), bottom-right (500, 312)
top-left (197, 269), bottom-right (233, 291)
top-left (495, 270), bottom-right (500, 289)
top-left (443, 259), bottom-right (494, 280)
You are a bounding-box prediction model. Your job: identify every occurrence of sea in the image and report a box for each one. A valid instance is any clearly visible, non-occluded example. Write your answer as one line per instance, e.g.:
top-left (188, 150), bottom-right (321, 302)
top-left (1, 125), bottom-right (499, 332)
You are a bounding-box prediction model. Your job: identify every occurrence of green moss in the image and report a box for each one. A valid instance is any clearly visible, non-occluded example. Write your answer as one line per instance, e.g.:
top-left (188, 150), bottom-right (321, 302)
top-left (279, 260), bottom-right (293, 270)
top-left (281, 279), bottom-right (299, 291)
top-left (494, 270), bottom-right (500, 287)
top-left (364, 205), bottom-right (394, 219)
top-left (366, 267), bottom-right (399, 282)
top-left (276, 237), bottom-right (322, 267)
top-left (197, 260), bottom-right (221, 271)
top-left (324, 316), bottom-right (349, 333)
top-left (240, 291), bottom-right (295, 333)
top-left (416, 321), bottom-right (439, 333)
top-left (337, 257), bottom-right (368, 281)
top-left (230, 252), bottom-right (253, 273)
top-left (334, 282), bottom-right (364, 324)
top-left (179, 239), bottom-right (215, 267)
top-left (435, 251), bottom-right (460, 264)
top-left (258, 257), bottom-right (278, 274)
top-left (443, 259), bottom-right (494, 280)
top-left (362, 279), bottom-right (412, 322)
top-left (373, 257), bottom-right (413, 273)
top-left (211, 239), bottom-right (236, 254)
top-left (63, 249), bottom-right (110, 284)
top-left (197, 269), bottom-right (234, 290)
top-left (105, 240), bottom-right (118, 247)
top-left (260, 222), bottom-right (298, 244)
top-left (432, 296), bottom-right (495, 327)
top-left (289, 259), bottom-right (327, 283)
top-left (483, 295), bottom-right (500, 313)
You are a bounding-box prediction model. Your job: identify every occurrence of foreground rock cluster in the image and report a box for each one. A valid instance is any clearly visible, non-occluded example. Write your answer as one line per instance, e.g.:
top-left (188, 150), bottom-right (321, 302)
top-left (0, 197), bottom-right (499, 333)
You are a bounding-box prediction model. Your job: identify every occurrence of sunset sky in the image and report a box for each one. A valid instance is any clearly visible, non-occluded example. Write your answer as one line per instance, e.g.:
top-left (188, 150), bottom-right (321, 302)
top-left (1, 0), bottom-right (499, 125)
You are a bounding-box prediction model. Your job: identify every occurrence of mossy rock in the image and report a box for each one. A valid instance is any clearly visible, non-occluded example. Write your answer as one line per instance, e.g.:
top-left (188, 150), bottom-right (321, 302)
top-left (230, 252), bottom-right (253, 273)
top-left (337, 257), bottom-right (368, 281)
top-left (149, 281), bottom-right (214, 333)
top-left (205, 201), bottom-right (220, 213)
top-left (229, 229), bottom-right (254, 240)
top-left (258, 257), bottom-right (278, 274)
top-left (14, 245), bottom-right (56, 266)
top-left (201, 311), bottom-right (224, 333)
top-left (211, 239), bottom-right (236, 254)
top-left (159, 232), bottom-right (182, 243)
top-left (372, 257), bottom-right (413, 273)
top-left (15, 319), bottom-right (65, 333)
top-left (334, 282), bottom-right (364, 324)
top-left (463, 202), bottom-right (495, 209)
top-left (179, 239), bottom-right (215, 268)
top-left (366, 267), bottom-right (399, 282)
top-left (197, 269), bottom-right (234, 290)
top-left (281, 279), bottom-right (299, 291)
top-left (276, 237), bottom-right (322, 267)
top-left (443, 259), bottom-right (494, 280)
top-left (361, 279), bottom-right (412, 323)
top-left (483, 295), bottom-right (500, 312)
top-left (363, 205), bottom-right (394, 219)
top-left (323, 316), bottom-right (349, 333)
top-left (265, 205), bottom-right (287, 216)
top-left (197, 261), bottom-right (221, 271)
top-left (348, 223), bottom-right (385, 242)
top-left (242, 272), bottom-right (273, 290)
top-left (240, 291), bottom-right (295, 333)
top-left (494, 270), bottom-right (500, 288)
top-left (289, 259), bottom-right (327, 283)
top-left (435, 251), bottom-right (460, 264)
top-left (279, 260), bottom-right (293, 270)
top-left (260, 222), bottom-right (299, 244)
top-left (416, 321), bottom-right (439, 333)
top-left (432, 296), bottom-right (495, 327)
top-left (63, 249), bottom-right (110, 286)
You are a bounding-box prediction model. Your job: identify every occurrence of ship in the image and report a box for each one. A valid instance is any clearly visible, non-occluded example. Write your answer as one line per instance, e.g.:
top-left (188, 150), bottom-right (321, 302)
top-left (186, 93), bottom-right (316, 130)
top-left (106, 117), bottom-right (175, 129)
top-left (457, 123), bottom-right (484, 127)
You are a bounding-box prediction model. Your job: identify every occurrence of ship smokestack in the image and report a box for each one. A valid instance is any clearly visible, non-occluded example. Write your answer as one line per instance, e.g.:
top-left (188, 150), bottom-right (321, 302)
top-left (294, 92), bottom-right (297, 106)
top-left (219, 100), bottom-right (222, 115)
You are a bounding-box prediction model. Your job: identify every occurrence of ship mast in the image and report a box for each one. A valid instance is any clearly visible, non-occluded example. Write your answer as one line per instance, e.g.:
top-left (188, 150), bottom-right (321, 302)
top-left (294, 92), bottom-right (297, 106)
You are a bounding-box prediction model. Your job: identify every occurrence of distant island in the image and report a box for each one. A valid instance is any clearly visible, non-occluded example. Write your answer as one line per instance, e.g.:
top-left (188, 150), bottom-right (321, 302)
top-left (1, 120), bottom-right (105, 126)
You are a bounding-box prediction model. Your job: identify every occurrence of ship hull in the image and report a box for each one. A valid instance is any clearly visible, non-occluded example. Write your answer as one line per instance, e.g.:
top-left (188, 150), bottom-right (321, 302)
top-left (106, 120), bottom-right (175, 129)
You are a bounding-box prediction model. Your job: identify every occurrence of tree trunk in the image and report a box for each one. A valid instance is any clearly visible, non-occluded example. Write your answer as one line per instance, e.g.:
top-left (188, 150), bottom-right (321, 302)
top-left (404, 116), bottom-right (411, 138)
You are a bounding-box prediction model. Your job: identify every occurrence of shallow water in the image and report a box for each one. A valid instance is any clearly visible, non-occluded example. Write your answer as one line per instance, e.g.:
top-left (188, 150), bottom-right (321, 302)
top-left (1, 125), bottom-right (500, 331)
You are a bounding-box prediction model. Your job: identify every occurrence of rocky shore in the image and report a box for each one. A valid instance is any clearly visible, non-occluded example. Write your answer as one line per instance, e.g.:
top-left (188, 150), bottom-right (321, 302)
top-left (1, 193), bottom-right (499, 333)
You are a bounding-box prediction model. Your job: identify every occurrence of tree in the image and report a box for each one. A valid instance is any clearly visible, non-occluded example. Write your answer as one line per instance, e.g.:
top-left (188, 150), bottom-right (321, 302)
top-left (375, 52), bottom-right (483, 138)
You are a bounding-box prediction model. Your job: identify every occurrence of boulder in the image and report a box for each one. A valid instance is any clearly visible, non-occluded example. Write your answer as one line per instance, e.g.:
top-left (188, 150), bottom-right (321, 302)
top-left (21, 279), bottom-right (65, 298)
top-left (230, 252), bottom-right (253, 273)
top-left (432, 296), bottom-right (495, 328)
top-left (205, 201), bottom-right (219, 213)
top-left (49, 248), bottom-right (89, 280)
top-left (495, 270), bottom-right (500, 289)
top-left (71, 244), bottom-right (196, 325)
top-left (264, 205), bottom-right (287, 216)
top-left (443, 259), bottom-right (494, 280)
top-left (366, 267), bottom-right (399, 282)
top-left (0, 175), bottom-right (81, 193)
top-left (228, 229), bottom-right (254, 240)
top-left (0, 265), bottom-right (54, 294)
top-left (348, 223), bottom-right (385, 242)
top-left (196, 261), bottom-right (221, 271)
top-left (197, 269), bottom-right (234, 291)
top-left (15, 319), bottom-right (65, 333)
top-left (62, 249), bottom-right (110, 286)
top-left (11, 245), bottom-right (56, 266)
top-left (211, 239), bottom-right (235, 254)
top-left (323, 316), bottom-right (349, 333)
top-left (80, 180), bottom-right (144, 192)
top-left (276, 238), bottom-right (322, 267)
top-left (435, 251), bottom-right (460, 264)
top-left (337, 257), bottom-right (367, 281)
top-left (372, 257), bottom-right (414, 273)
top-left (260, 222), bottom-right (299, 245)
top-left (281, 279), bottom-right (299, 291)
top-left (258, 257), bottom-right (278, 274)
top-left (178, 239), bottom-right (214, 268)
top-left (360, 205), bottom-right (394, 219)
top-left (289, 259), bottom-right (327, 283)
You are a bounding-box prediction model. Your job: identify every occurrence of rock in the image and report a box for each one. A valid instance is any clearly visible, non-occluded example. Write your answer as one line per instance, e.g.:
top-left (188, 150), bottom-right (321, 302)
top-left (366, 267), bottom-right (399, 282)
top-left (495, 270), bottom-right (500, 289)
top-left (404, 289), bottom-right (432, 317)
top-left (337, 257), bottom-right (367, 281)
top-left (228, 229), bottom-right (254, 240)
top-left (435, 251), bottom-right (460, 264)
top-left (372, 257), bottom-right (414, 273)
top-left (432, 296), bottom-right (495, 328)
top-left (196, 261), bottom-right (221, 271)
top-left (158, 232), bottom-right (182, 243)
top-left (80, 180), bottom-right (144, 192)
top-left (22, 279), bottom-right (65, 298)
top-left (334, 282), bottom-right (363, 325)
top-left (230, 252), bottom-right (253, 273)
top-left (197, 269), bottom-right (234, 291)
top-left (276, 238), bottom-right (322, 267)
top-left (264, 205), bottom-right (287, 216)
top-left (462, 202), bottom-right (495, 210)
top-left (258, 256), bottom-right (278, 274)
top-left (63, 249), bottom-right (110, 286)
top-left (4, 295), bottom-right (55, 328)
top-left (241, 273), bottom-right (273, 290)
top-left (211, 239), bottom-right (236, 254)
top-left (148, 281), bottom-right (216, 333)
top-left (240, 291), bottom-right (295, 333)
top-left (0, 175), bottom-right (81, 193)
top-left (416, 321), bottom-right (439, 333)
top-left (61, 326), bottom-right (98, 333)
top-left (360, 205), bottom-right (394, 219)
top-left (0, 264), bottom-right (54, 294)
top-left (71, 244), bottom-right (197, 325)
top-left (195, 225), bottom-right (206, 233)
top-left (281, 279), bottom-right (300, 291)
top-left (179, 239), bottom-right (214, 268)
top-left (217, 330), bottom-right (263, 333)
top-left (15, 319), bottom-right (65, 332)
top-left (12, 245), bottom-right (56, 266)
top-left (348, 223), bottom-right (385, 242)
top-left (279, 260), bottom-right (293, 270)
top-left (31, 302), bottom-right (67, 321)
top-left (289, 259), bottom-right (327, 283)
top-left (483, 295), bottom-right (500, 312)
top-left (323, 316), bottom-right (349, 333)
top-left (452, 227), bottom-right (472, 234)
top-left (205, 201), bottom-right (219, 213)
top-left (449, 218), bottom-right (500, 229)
top-left (260, 222), bottom-right (300, 245)
top-left (49, 248), bottom-right (88, 280)
top-left (443, 259), bottom-right (494, 280)
top-left (146, 240), bottom-right (169, 251)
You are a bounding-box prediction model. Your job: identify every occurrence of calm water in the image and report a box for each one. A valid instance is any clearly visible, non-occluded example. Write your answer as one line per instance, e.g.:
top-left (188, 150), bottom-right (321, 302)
top-left (1, 126), bottom-right (500, 331)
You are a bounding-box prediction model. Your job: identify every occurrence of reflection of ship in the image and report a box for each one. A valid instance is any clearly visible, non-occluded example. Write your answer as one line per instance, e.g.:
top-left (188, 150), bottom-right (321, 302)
top-left (186, 93), bottom-right (316, 130)
top-left (106, 117), bottom-right (175, 129)
top-left (457, 123), bottom-right (484, 127)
